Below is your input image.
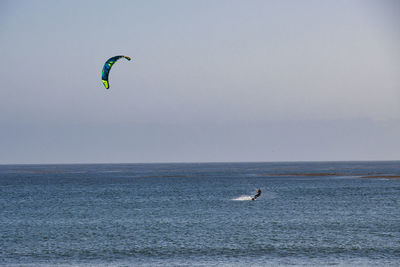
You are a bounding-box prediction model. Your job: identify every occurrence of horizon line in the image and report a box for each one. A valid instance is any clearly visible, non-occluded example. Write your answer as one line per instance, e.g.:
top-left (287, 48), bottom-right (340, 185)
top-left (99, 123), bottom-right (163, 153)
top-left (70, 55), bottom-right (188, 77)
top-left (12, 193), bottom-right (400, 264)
top-left (1, 159), bottom-right (399, 166)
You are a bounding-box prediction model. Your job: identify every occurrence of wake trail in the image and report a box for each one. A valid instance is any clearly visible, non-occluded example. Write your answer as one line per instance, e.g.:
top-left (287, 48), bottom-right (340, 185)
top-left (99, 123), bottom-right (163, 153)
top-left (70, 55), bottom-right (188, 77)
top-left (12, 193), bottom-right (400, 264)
top-left (232, 195), bottom-right (252, 201)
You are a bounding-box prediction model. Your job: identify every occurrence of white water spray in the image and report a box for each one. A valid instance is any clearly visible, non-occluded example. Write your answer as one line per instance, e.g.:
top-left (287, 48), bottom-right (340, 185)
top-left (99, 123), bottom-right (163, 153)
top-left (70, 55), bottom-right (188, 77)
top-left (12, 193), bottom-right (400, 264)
top-left (232, 195), bottom-right (252, 201)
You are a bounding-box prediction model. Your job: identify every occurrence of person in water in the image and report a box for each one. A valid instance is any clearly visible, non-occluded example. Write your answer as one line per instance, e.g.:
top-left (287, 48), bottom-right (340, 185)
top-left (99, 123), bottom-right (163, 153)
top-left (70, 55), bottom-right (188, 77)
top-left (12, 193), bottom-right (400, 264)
top-left (252, 188), bottom-right (262, 200)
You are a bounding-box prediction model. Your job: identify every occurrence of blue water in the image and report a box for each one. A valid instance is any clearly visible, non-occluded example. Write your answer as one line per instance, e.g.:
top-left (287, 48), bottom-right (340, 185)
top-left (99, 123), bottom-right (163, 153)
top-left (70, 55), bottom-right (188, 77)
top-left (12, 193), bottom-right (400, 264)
top-left (1, 161), bottom-right (399, 266)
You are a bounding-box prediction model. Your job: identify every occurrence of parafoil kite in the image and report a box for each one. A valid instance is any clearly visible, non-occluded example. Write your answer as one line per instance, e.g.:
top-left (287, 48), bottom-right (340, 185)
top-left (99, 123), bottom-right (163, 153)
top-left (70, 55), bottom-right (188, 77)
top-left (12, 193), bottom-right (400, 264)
top-left (101, 55), bottom-right (131, 89)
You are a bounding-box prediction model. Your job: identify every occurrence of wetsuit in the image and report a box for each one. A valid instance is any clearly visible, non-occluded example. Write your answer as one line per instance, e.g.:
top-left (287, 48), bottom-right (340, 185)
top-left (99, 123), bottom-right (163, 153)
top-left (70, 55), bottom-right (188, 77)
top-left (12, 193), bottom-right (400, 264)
top-left (252, 189), bottom-right (262, 200)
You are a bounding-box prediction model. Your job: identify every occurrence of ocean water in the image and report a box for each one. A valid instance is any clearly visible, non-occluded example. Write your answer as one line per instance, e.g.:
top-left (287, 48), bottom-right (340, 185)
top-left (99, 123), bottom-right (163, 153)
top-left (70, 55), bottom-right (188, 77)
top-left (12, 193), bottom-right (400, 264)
top-left (0, 161), bottom-right (399, 266)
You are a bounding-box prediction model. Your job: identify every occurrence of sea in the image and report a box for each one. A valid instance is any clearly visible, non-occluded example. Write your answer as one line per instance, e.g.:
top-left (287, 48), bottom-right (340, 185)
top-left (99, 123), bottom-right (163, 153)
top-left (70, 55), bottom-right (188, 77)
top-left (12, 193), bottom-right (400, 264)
top-left (0, 161), bottom-right (399, 266)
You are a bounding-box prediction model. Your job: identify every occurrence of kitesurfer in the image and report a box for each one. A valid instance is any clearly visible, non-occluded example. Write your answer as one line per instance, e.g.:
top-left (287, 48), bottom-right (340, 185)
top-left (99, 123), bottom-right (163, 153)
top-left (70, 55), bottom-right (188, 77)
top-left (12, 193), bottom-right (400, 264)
top-left (252, 188), bottom-right (261, 200)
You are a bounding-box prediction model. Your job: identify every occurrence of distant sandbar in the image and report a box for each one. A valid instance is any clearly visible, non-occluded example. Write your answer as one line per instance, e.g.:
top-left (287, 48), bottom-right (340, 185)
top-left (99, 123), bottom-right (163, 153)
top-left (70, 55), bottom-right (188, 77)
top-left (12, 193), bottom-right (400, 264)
top-left (361, 175), bottom-right (400, 179)
top-left (261, 173), bottom-right (400, 179)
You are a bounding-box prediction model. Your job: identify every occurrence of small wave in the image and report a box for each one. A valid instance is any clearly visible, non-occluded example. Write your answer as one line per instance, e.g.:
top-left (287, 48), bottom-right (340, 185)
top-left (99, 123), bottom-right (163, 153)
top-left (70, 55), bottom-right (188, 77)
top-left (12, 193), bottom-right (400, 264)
top-left (232, 195), bottom-right (252, 201)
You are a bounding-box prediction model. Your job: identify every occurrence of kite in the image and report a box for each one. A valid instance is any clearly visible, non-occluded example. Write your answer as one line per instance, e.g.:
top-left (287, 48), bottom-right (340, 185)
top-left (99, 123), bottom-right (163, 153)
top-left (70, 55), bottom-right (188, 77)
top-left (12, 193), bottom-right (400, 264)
top-left (101, 55), bottom-right (131, 89)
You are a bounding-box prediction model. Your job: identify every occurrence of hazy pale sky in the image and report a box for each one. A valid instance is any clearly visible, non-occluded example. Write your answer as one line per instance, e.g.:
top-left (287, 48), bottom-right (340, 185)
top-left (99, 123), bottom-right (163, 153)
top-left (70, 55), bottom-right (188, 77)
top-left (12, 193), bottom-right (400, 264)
top-left (1, 0), bottom-right (399, 164)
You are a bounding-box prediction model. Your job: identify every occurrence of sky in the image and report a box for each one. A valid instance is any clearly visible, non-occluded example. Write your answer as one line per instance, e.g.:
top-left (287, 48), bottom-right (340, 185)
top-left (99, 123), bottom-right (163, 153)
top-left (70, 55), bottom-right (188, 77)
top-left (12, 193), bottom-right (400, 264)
top-left (1, 0), bottom-right (400, 164)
